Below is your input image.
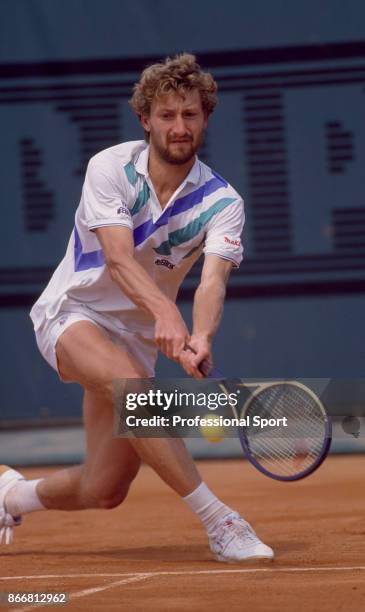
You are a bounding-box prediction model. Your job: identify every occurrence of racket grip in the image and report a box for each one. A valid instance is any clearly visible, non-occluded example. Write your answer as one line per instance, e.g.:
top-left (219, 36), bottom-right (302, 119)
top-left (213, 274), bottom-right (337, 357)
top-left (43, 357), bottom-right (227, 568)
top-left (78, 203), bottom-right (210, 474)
top-left (184, 344), bottom-right (222, 379)
top-left (199, 359), bottom-right (213, 378)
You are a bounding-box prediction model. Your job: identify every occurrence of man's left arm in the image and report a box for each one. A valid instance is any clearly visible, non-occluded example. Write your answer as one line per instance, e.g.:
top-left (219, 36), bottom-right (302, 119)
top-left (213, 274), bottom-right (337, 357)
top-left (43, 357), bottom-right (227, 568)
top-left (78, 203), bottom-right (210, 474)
top-left (180, 254), bottom-right (233, 378)
top-left (180, 195), bottom-right (245, 378)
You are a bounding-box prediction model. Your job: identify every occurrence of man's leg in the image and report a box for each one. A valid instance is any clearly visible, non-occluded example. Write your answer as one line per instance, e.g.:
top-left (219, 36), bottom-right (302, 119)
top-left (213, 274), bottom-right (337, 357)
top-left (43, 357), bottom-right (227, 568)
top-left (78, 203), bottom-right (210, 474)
top-left (34, 390), bottom-right (141, 511)
top-left (54, 320), bottom-right (202, 499)
top-left (7, 320), bottom-right (201, 513)
top-left (3, 320), bottom-right (273, 560)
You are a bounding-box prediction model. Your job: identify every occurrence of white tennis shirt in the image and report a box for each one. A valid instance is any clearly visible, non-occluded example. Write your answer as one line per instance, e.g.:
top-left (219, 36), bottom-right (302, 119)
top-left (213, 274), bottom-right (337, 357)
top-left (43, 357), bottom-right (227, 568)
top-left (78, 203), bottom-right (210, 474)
top-left (30, 140), bottom-right (245, 338)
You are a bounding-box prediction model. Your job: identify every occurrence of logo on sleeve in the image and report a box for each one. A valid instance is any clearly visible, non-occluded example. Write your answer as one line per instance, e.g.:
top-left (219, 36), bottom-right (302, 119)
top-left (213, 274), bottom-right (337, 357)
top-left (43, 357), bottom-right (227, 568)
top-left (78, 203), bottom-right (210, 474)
top-left (117, 205), bottom-right (131, 217)
top-left (224, 236), bottom-right (241, 247)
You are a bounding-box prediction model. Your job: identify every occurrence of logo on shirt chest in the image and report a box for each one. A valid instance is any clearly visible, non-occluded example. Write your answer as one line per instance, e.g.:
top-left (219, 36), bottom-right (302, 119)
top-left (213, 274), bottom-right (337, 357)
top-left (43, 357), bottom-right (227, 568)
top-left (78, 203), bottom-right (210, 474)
top-left (155, 258), bottom-right (175, 270)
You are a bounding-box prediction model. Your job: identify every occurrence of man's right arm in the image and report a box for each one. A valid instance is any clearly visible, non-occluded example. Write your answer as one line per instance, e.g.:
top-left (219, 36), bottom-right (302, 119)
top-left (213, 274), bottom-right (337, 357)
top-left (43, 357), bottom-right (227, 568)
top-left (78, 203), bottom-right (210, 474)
top-left (95, 225), bottom-right (189, 361)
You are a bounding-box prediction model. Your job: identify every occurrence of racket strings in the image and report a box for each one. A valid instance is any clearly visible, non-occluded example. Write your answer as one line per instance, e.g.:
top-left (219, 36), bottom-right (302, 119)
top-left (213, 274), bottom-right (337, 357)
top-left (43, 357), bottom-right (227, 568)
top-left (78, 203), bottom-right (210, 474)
top-left (243, 384), bottom-right (328, 477)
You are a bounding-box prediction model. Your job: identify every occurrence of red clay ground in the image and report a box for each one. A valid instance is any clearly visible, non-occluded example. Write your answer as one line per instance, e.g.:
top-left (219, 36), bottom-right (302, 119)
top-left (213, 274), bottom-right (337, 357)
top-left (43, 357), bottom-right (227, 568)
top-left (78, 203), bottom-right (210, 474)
top-left (1, 455), bottom-right (365, 611)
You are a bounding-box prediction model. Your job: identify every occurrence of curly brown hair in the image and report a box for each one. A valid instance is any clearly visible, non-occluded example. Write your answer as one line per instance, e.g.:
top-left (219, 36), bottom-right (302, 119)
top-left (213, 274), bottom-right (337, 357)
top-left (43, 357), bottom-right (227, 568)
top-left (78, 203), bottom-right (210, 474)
top-left (129, 53), bottom-right (218, 119)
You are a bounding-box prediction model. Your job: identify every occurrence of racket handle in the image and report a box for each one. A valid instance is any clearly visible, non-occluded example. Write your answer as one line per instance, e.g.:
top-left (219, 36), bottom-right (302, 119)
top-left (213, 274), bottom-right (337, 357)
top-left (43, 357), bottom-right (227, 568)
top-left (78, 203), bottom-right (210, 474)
top-left (199, 359), bottom-right (214, 378)
top-left (184, 344), bottom-right (223, 379)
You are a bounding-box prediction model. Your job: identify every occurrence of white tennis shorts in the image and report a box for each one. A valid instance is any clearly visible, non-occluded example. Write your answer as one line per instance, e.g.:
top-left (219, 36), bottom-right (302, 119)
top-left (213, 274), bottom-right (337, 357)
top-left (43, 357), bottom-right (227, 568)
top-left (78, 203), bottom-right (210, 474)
top-left (34, 305), bottom-right (157, 380)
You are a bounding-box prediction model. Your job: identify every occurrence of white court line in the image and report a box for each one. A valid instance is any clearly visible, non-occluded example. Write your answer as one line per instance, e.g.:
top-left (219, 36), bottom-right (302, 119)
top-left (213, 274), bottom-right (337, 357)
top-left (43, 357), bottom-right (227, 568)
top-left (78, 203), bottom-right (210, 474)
top-left (2, 565), bottom-right (365, 582)
top-left (6, 567), bottom-right (365, 612)
top-left (13, 574), bottom-right (151, 612)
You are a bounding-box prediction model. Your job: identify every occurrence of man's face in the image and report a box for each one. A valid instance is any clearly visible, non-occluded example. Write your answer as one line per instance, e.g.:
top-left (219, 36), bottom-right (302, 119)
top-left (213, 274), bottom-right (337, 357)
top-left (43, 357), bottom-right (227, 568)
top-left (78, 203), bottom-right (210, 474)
top-left (141, 89), bottom-right (208, 165)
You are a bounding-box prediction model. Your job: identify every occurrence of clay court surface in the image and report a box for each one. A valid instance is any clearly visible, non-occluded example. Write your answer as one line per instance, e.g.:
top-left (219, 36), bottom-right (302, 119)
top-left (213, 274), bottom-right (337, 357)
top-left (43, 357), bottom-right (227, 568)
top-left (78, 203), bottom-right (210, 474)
top-left (1, 455), bottom-right (364, 611)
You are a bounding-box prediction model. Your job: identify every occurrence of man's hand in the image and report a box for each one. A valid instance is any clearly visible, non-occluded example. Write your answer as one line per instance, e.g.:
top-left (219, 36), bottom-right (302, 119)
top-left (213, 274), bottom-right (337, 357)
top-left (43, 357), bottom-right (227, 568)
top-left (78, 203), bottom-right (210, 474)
top-left (154, 304), bottom-right (191, 362)
top-left (179, 333), bottom-right (212, 379)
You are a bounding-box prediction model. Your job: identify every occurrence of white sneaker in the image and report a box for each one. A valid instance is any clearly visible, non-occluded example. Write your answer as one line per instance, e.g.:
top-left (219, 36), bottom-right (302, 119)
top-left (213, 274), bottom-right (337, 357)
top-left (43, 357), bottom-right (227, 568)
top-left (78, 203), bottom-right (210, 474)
top-left (0, 466), bottom-right (24, 545)
top-left (208, 512), bottom-right (274, 562)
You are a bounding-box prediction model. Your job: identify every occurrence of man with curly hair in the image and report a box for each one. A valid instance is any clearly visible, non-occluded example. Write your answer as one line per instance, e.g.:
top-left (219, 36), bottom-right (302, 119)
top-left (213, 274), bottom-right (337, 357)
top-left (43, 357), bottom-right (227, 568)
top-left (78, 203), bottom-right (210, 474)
top-left (0, 54), bottom-right (273, 562)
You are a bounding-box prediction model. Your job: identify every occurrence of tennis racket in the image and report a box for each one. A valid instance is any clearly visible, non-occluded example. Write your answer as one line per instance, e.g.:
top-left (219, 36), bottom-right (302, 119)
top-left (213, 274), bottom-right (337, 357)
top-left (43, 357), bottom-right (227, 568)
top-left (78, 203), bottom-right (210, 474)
top-left (188, 351), bottom-right (332, 481)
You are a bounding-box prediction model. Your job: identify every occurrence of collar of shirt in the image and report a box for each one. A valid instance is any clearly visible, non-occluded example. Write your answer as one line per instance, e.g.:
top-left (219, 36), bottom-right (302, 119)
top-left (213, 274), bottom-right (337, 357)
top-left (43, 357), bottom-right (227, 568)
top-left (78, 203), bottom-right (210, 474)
top-left (134, 145), bottom-right (201, 221)
top-left (134, 144), bottom-right (201, 186)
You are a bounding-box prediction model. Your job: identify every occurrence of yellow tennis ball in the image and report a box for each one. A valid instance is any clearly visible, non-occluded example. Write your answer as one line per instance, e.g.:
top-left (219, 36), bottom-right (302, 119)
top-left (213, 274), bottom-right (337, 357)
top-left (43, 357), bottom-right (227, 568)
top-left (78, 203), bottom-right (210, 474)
top-left (199, 413), bottom-right (225, 443)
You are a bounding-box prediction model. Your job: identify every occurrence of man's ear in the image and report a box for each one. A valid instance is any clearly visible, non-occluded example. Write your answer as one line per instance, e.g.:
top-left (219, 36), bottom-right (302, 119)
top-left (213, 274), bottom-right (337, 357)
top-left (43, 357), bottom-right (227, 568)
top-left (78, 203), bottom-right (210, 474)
top-left (140, 113), bottom-right (150, 134)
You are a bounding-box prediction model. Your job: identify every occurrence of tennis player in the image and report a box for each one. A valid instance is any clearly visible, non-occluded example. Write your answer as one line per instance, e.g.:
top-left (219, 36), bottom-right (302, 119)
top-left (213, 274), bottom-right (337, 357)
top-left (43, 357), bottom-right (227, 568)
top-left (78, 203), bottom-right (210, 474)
top-left (0, 54), bottom-right (273, 561)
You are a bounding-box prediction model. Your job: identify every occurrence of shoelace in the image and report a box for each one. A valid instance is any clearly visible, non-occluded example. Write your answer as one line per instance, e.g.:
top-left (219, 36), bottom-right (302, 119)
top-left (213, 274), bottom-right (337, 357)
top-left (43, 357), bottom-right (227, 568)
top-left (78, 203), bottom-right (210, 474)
top-left (228, 518), bottom-right (259, 545)
top-left (214, 513), bottom-right (259, 550)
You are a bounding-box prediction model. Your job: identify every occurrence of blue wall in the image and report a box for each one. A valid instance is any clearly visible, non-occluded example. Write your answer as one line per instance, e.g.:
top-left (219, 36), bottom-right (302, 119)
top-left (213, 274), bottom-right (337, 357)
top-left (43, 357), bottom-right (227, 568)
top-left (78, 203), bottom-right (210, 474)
top-left (1, 1), bottom-right (365, 423)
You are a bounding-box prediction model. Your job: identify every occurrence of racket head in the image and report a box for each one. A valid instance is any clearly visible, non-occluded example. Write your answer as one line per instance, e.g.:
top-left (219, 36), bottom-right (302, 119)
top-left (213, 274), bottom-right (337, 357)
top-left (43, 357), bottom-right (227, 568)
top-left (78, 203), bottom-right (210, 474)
top-left (199, 360), bottom-right (331, 482)
top-left (238, 381), bottom-right (332, 482)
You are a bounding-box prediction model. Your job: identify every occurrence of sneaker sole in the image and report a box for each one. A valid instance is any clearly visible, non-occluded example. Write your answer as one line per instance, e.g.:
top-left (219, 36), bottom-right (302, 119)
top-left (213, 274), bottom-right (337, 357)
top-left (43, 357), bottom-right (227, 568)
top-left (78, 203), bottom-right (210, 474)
top-left (214, 552), bottom-right (274, 563)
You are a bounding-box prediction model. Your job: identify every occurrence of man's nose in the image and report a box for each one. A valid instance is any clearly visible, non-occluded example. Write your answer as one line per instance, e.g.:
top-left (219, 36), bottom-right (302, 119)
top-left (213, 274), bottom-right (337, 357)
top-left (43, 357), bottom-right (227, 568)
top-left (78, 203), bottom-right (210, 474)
top-left (172, 114), bottom-right (187, 135)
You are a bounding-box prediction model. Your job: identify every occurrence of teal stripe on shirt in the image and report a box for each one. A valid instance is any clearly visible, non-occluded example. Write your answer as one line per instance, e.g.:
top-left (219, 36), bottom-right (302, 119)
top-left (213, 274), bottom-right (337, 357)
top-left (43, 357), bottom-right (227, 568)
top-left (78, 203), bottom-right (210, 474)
top-left (124, 161), bottom-right (138, 186)
top-left (183, 236), bottom-right (206, 259)
top-left (154, 197), bottom-right (236, 256)
top-left (131, 181), bottom-right (150, 216)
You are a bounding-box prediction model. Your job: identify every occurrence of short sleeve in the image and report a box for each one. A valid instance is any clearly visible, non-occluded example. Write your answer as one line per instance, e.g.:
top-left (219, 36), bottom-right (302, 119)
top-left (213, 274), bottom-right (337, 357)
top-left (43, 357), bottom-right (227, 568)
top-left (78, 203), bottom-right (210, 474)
top-left (203, 198), bottom-right (245, 268)
top-left (82, 157), bottom-right (133, 231)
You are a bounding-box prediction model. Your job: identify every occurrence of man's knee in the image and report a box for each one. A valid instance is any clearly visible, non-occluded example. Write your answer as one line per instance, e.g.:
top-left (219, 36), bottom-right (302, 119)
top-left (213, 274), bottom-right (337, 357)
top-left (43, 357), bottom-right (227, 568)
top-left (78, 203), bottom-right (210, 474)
top-left (84, 378), bottom-right (115, 403)
top-left (81, 480), bottom-right (130, 509)
top-left (97, 484), bottom-right (130, 509)
top-left (80, 462), bottom-right (140, 509)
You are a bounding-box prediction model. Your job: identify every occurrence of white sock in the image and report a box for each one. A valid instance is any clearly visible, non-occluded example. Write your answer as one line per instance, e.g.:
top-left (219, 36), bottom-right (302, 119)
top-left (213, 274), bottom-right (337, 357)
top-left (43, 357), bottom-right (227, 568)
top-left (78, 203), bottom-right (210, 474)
top-left (5, 479), bottom-right (46, 517)
top-left (182, 482), bottom-right (233, 534)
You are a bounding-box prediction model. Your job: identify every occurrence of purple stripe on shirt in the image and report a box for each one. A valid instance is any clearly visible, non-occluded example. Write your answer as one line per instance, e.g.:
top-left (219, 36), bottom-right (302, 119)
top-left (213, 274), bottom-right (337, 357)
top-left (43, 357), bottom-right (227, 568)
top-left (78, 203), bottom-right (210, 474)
top-left (74, 226), bottom-right (105, 271)
top-left (133, 175), bottom-right (226, 247)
